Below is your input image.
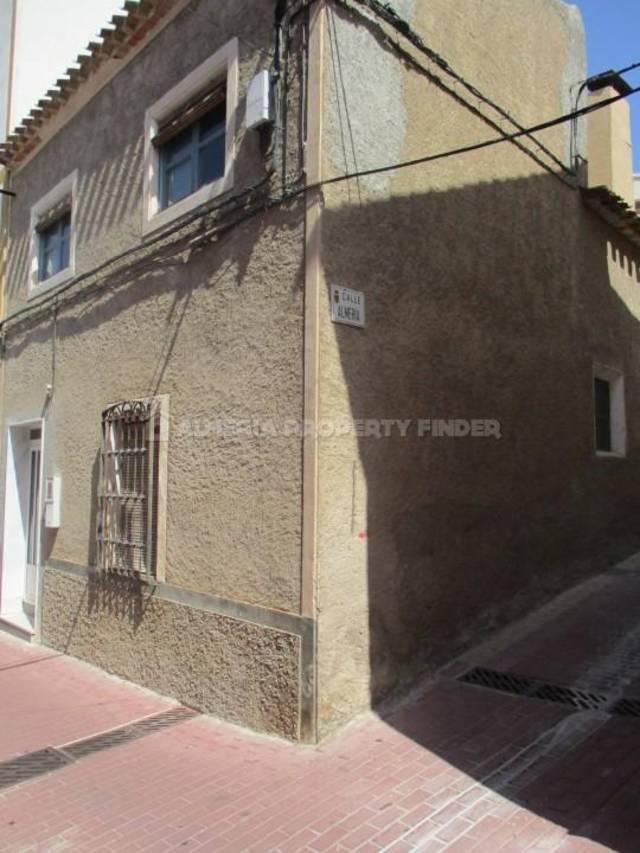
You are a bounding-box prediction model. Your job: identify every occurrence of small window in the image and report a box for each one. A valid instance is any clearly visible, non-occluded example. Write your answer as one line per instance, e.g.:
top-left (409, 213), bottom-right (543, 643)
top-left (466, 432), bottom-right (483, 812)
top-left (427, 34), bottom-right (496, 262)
top-left (143, 38), bottom-right (238, 233)
top-left (156, 90), bottom-right (226, 210)
top-left (593, 366), bottom-right (626, 456)
top-left (38, 212), bottom-right (71, 282)
top-left (96, 396), bottom-right (169, 581)
top-left (594, 377), bottom-right (611, 452)
top-left (28, 170), bottom-right (77, 298)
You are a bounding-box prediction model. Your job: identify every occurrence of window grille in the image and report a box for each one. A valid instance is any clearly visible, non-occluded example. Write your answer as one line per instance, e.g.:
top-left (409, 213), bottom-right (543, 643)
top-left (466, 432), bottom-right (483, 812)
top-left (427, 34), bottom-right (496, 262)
top-left (97, 399), bottom-right (166, 580)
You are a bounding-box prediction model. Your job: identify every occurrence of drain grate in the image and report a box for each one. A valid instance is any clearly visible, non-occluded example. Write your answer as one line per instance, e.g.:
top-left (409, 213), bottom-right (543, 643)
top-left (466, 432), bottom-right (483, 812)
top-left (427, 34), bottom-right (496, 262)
top-left (0, 706), bottom-right (198, 791)
top-left (532, 683), bottom-right (608, 712)
top-left (62, 707), bottom-right (198, 760)
top-left (612, 697), bottom-right (640, 718)
top-left (459, 667), bottom-right (537, 697)
top-left (458, 666), bottom-right (640, 718)
top-left (0, 747), bottom-right (71, 790)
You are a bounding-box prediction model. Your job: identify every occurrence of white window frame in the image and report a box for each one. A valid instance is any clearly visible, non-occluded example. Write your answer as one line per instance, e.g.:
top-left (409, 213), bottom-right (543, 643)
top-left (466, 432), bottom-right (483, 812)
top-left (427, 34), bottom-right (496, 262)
top-left (593, 363), bottom-right (627, 457)
top-left (142, 38), bottom-right (239, 235)
top-left (28, 170), bottom-right (78, 300)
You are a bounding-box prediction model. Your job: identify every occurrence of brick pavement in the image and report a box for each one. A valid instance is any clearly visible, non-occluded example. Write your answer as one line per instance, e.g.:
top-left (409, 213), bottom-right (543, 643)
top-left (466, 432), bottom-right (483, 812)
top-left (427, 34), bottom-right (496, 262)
top-left (2, 561), bottom-right (640, 851)
top-left (0, 640), bottom-right (174, 761)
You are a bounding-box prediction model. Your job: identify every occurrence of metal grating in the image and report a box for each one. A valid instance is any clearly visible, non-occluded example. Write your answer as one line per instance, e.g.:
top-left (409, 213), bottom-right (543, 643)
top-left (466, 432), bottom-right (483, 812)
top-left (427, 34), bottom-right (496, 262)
top-left (98, 401), bottom-right (153, 577)
top-left (0, 707), bottom-right (197, 791)
top-left (62, 707), bottom-right (198, 760)
top-left (0, 747), bottom-right (71, 790)
top-left (459, 667), bottom-right (537, 697)
top-left (532, 683), bottom-right (608, 712)
top-left (612, 697), bottom-right (640, 719)
top-left (458, 666), bottom-right (640, 720)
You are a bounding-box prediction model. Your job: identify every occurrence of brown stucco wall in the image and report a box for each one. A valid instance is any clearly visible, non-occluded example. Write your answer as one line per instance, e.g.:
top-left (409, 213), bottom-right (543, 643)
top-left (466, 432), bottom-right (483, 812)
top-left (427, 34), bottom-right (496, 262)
top-left (5, 0), bottom-right (278, 312)
top-left (314, 0), bottom-right (640, 736)
top-left (1, 0), bottom-right (305, 613)
top-left (42, 566), bottom-right (302, 739)
top-left (0, 0), bottom-right (310, 739)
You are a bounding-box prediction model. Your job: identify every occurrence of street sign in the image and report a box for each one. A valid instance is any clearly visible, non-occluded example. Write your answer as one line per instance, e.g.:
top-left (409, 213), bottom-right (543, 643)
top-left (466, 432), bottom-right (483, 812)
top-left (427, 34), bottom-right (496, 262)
top-left (330, 285), bottom-right (365, 328)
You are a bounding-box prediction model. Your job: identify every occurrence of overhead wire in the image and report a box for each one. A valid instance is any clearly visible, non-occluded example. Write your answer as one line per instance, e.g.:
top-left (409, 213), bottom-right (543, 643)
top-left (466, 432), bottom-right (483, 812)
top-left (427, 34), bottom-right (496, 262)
top-left (1, 1), bottom-right (640, 333)
top-left (285, 83), bottom-right (640, 198)
top-left (346, 0), bottom-right (576, 178)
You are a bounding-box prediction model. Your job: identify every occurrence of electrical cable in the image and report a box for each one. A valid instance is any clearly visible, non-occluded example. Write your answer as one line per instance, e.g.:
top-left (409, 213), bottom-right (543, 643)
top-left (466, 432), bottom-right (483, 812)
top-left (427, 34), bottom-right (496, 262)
top-left (285, 83), bottom-right (640, 199)
top-left (345, 0), bottom-right (575, 178)
top-left (0, 178), bottom-right (275, 331)
top-left (1, 37), bottom-right (639, 333)
top-left (617, 60), bottom-right (640, 76)
top-left (592, 59), bottom-right (640, 80)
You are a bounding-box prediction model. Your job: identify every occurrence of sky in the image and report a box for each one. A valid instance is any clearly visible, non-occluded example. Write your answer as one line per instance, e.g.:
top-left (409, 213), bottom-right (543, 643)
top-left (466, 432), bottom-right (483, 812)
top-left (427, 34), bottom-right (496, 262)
top-left (4, 0), bottom-right (640, 170)
top-left (9, 0), bottom-right (124, 131)
top-left (571, 0), bottom-right (640, 170)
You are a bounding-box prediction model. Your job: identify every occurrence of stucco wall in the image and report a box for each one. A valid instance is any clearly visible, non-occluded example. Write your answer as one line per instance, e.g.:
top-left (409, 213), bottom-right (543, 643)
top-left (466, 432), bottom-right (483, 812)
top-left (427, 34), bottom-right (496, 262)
top-left (315, 0), bottom-right (640, 736)
top-left (5, 0), bottom-right (278, 312)
top-left (1, 0), bottom-right (305, 614)
top-left (42, 566), bottom-right (302, 739)
top-left (0, 1), bottom-right (309, 739)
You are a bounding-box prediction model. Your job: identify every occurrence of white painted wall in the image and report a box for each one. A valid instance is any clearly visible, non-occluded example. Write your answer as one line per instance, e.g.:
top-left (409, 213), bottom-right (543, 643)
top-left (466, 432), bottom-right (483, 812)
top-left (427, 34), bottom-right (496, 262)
top-left (0, 0), bottom-right (16, 139)
top-left (1, 425), bottom-right (32, 611)
top-left (7, 0), bottom-right (124, 136)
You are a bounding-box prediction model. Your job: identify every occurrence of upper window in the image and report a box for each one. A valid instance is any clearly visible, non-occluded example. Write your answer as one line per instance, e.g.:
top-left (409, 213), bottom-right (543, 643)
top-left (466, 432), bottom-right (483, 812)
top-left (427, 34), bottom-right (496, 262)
top-left (143, 38), bottom-right (238, 233)
top-left (38, 211), bottom-right (71, 282)
top-left (593, 365), bottom-right (626, 456)
top-left (157, 89), bottom-right (226, 209)
top-left (28, 170), bottom-right (77, 298)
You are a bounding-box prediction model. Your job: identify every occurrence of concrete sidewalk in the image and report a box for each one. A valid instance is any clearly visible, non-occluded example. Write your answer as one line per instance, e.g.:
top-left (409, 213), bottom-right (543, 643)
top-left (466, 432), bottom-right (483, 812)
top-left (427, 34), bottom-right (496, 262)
top-left (2, 560), bottom-right (640, 852)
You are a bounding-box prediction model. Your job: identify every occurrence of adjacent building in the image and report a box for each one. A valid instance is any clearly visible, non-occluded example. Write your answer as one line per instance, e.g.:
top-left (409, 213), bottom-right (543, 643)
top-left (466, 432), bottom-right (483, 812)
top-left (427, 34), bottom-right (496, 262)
top-left (0, 0), bottom-right (639, 742)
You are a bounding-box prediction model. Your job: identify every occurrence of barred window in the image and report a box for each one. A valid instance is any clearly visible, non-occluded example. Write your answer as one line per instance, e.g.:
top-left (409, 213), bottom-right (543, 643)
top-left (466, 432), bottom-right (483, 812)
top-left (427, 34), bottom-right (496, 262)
top-left (97, 397), bottom-right (168, 580)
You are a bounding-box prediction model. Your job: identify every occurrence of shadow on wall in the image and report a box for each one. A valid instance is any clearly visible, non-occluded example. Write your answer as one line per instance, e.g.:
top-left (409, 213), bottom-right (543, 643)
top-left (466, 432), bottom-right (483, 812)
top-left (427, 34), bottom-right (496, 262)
top-left (4, 138), bottom-right (145, 309)
top-left (321, 170), bottom-right (640, 845)
top-left (84, 449), bottom-right (151, 630)
top-left (322, 171), bottom-right (640, 699)
top-left (22, 197), bottom-right (305, 629)
top-left (87, 573), bottom-right (151, 630)
top-left (3, 88), bottom-right (269, 314)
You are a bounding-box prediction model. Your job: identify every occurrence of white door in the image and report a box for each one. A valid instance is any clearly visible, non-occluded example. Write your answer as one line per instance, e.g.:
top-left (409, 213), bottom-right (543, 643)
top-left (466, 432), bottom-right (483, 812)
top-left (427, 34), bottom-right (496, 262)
top-left (24, 430), bottom-right (42, 608)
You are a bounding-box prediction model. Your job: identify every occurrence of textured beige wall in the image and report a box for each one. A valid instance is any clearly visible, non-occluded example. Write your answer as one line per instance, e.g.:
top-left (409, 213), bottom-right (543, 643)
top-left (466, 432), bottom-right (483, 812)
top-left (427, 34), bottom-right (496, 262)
top-left (42, 567), bottom-right (301, 739)
top-left (41, 203), bottom-right (303, 611)
top-left (1, 0), bottom-right (305, 614)
top-left (587, 87), bottom-right (635, 207)
top-left (314, 0), bottom-right (640, 736)
top-left (5, 0), bottom-right (278, 314)
top-left (0, 1), bottom-right (309, 740)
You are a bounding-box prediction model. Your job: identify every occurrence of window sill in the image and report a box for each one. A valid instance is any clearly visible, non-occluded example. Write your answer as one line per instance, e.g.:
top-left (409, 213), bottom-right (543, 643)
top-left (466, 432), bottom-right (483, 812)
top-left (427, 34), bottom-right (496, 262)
top-left (28, 265), bottom-right (74, 301)
top-left (142, 170), bottom-right (233, 236)
top-left (596, 450), bottom-right (627, 459)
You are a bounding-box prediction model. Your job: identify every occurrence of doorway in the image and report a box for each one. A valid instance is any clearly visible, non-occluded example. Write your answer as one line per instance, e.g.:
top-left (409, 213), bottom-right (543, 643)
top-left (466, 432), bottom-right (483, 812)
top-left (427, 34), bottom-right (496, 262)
top-left (0, 421), bottom-right (44, 637)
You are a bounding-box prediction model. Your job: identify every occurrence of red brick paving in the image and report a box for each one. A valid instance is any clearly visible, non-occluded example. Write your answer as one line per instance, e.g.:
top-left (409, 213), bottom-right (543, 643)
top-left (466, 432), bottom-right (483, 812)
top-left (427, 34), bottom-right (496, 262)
top-left (2, 565), bottom-right (640, 851)
top-left (0, 638), bottom-right (173, 760)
